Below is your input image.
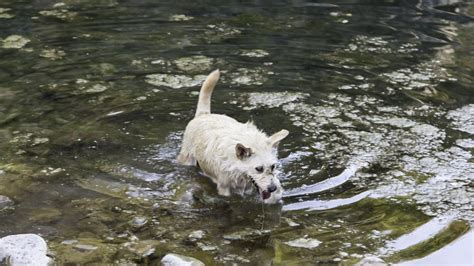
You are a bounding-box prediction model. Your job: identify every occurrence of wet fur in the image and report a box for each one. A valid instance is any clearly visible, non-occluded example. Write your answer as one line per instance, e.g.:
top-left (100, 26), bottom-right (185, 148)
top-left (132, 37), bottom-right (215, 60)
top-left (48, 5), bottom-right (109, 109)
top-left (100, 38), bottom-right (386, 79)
top-left (177, 70), bottom-right (288, 204)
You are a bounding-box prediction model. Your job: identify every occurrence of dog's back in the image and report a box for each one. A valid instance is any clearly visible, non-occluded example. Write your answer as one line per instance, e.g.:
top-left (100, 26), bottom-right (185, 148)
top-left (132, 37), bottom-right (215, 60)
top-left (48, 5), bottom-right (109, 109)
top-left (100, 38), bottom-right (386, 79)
top-left (182, 113), bottom-right (269, 178)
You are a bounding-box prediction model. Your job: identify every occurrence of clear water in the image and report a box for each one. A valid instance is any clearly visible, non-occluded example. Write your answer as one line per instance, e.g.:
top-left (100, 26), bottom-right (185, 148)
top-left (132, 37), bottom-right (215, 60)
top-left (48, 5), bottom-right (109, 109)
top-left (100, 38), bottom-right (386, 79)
top-left (0, 0), bottom-right (473, 264)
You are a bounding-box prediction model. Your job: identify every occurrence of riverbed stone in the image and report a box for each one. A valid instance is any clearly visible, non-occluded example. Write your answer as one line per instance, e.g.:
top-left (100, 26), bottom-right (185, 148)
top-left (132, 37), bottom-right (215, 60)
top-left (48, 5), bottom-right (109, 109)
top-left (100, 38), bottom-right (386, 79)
top-left (2, 35), bottom-right (30, 49)
top-left (284, 237), bottom-right (322, 249)
top-left (161, 253), bottom-right (205, 266)
top-left (188, 230), bottom-right (205, 240)
top-left (30, 207), bottom-right (62, 223)
top-left (169, 14), bottom-right (194, 21)
top-left (53, 238), bottom-right (118, 264)
top-left (40, 48), bottom-right (66, 60)
top-left (0, 195), bottom-right (13, 209)
top-left (0, 234), bottom-right (51, 265)
top-left (39, 9), bottom-right (77, 21)
top-left (173, 55), bottom-right (214, 73)
top-left (223, 229), bottom-right (271, 246)
top-left (145, 74), bottom-right (206, 89)
top-left (123, 240), bottom-right (160, 258)
top-left (129, 216), bottom-right (148, 230)
top-left (0, 8), bottom-right (14, 19)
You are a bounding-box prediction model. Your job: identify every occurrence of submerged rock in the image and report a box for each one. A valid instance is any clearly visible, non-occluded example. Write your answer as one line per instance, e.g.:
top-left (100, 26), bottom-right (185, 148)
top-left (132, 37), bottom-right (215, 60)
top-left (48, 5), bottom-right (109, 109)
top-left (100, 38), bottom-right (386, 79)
top-left (32, 137), bottom-right (49, 146)
top-left (92, 63), bottom-right (117, 76)
top-left (0, 8), bottom-right (14, 19)
top-left (223, 229), bottom-right (271, 246)
top-left (2, 35), bottom-right (30, 49)
top-left (53, 238), bottom-right (118, 264)
top-left (204, 23), bottom-right (241, 43)
top-left (229, 68), bottom-right (268, 86)
top-left (74, 244), bottom-right (98, 251)
top-left (197, 242), bottom-right (217, 251)
top-left (284, 237), bottom-right (321, 249)
top-left (0, 195), bottom-right (13, 209)
top-left (39, 9), bottom-right (77, 20)
top-left (240, 49), bottom-right (269, 58)
top-left (83, 84), bottom-right (108, 93)
top-left (345, 35), bottom-right (393, 54)
top-left (188, 230), bottom-right (205, 240)
top-left (129, 216), bottom-right (148, 230)
top-left (173, 56), bottom-right (214, 73)
top-left (161, 253), bottom-right (205, 266)
top-left (30, 207), bottom-right (62, 223)
top-left (237, 91), bottom-right (309, 110)
top-left (0, 234), bottom-right (51, 265)
top-left (145, 74), bottom-right (206, 89)
top-left (40, 49), bottom-right (66, 60)
top-left (169, 14), bottom-right (194, 21)
top-left (123, 240), bottom-right (160, 258)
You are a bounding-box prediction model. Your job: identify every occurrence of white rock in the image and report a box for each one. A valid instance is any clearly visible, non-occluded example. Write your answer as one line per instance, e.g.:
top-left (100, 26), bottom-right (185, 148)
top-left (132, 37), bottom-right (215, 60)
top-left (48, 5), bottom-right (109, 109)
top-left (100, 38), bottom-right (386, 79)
top-left (161, 253), bottom-right (205, 266)
top-left (0, 234), bottom-right (51, 265)
top-left (188, 230), bottom-right (205, 240)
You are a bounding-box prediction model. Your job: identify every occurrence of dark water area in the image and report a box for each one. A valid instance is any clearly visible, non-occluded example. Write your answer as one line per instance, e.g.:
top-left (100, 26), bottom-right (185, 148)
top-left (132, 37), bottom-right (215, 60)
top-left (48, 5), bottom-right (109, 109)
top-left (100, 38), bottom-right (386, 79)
top-left (0, 0), bottom-right (473, 264)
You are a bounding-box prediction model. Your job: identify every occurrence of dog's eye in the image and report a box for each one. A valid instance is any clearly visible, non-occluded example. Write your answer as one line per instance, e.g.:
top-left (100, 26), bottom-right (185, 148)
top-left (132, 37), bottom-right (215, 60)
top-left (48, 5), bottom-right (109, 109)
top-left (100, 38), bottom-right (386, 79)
top-left (255, 166), bottom-right (263, 173)
top-left (271, 164), bottom-right (276, 171)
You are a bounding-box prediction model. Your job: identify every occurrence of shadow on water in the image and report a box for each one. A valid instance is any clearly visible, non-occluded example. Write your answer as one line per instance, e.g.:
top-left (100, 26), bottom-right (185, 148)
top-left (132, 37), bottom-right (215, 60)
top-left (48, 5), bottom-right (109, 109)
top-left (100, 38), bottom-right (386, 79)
top-left (0, 0), bottom-right (473, 264)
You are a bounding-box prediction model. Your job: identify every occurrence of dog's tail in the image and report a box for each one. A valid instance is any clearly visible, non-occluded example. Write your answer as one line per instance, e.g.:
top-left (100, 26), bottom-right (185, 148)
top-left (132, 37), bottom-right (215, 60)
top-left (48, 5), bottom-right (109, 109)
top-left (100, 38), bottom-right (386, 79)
top-left (195, 69), bottom-right (220, 117)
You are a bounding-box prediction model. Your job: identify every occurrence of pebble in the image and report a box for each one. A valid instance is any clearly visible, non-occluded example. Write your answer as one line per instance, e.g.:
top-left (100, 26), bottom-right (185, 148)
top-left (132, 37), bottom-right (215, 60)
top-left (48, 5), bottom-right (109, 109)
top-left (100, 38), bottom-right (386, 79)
top-left (0, 195), bottom-right (13, 209)
top-left (129, 216), bottom-right (148, 229)
top-left (188, 230), bottom-right (205, 240)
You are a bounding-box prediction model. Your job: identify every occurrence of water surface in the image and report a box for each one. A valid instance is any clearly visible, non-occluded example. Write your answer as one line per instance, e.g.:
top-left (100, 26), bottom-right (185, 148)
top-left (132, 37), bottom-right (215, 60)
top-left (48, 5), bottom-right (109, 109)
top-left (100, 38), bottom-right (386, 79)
top-left (0, 0), bottom-right (473, 264)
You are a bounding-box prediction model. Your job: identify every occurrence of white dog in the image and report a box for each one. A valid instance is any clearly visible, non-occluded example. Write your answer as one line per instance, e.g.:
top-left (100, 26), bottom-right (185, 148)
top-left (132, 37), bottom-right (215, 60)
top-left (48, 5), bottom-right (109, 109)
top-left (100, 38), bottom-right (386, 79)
top-left (177, 69), bottom-right (289, 204)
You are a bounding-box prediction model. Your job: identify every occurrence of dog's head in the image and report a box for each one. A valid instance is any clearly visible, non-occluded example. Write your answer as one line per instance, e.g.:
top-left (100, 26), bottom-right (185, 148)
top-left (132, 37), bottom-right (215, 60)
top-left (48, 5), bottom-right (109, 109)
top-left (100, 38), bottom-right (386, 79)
top-left (235, 129), bottom-right (289, 204)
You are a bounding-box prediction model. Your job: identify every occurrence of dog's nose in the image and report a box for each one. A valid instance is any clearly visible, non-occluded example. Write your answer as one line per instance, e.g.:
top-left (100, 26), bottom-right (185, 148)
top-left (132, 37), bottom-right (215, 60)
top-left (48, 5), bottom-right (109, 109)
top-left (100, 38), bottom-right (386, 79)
top-left (267, 183), bottom-right (277, 193)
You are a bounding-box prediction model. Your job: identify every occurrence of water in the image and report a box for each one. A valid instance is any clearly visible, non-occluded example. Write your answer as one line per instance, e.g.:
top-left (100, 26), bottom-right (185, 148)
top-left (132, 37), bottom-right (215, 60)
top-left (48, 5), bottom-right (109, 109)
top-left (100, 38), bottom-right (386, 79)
top-left (0, 0), bottom-right (473, 264)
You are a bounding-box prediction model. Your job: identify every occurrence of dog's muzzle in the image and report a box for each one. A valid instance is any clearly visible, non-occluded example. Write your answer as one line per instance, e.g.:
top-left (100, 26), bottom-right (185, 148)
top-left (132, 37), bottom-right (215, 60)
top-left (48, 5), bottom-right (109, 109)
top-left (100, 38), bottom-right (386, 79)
top-left (249, 176), bottom-right (277, 200)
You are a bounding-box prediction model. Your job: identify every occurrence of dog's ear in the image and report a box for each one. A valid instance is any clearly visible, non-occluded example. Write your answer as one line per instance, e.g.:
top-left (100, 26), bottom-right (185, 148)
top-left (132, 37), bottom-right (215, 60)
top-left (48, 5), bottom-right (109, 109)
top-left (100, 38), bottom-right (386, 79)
top-left (235, 143), bottom-right (252, 160)
top-left (268, 129), bottom-right (289, 148)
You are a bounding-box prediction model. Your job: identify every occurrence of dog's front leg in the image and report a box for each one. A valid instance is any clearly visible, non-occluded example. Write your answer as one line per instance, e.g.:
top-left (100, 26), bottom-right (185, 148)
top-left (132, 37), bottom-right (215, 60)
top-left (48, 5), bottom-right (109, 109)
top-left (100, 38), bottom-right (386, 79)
top-left (217, 181), bottom-right (231, 196)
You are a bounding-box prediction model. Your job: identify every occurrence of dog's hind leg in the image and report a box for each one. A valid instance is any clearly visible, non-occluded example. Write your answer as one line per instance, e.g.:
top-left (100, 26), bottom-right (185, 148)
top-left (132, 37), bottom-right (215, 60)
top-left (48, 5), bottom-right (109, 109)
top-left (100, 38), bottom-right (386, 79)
top-left (177, 137), bottom-right (196, 166)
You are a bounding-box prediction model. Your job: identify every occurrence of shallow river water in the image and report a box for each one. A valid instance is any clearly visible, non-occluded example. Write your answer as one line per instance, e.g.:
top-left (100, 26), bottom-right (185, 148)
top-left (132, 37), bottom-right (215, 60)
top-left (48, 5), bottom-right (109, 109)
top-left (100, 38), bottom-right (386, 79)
top-left (0, 0), bottom-right (473, 264)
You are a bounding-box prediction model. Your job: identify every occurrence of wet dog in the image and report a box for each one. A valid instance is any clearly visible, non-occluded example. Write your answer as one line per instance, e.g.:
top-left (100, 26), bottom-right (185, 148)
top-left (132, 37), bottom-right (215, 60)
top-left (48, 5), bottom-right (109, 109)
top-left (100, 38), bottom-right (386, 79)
top-left (177, 70), bottom-right (288, 204)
